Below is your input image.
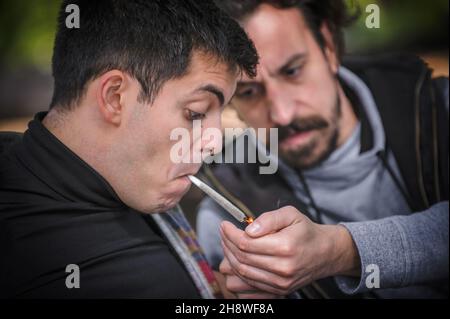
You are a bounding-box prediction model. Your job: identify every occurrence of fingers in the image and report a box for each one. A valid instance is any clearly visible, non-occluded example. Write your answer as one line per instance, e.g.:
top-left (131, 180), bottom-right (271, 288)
top-left (222, 241), bottom-right (293, 295)
top-left (244, 206), bottom-right (304, 238)
top-left (222, 233), bottom-right (298, 277)
top-left (219, 257), bottom-right (233, 275)
top-left (220, 257), bottom-right (278, 294)
top-left (225, 275), bottom-right (255, 293)
top-left (218, 206), bottom-right (311, 297)
top-left (221, 221), bottom-right (285, 255)
top-left (222, 274), bottom-right (281, 299)
top-left (219, 259), bottom-right (281, 299)
top-left (213, 271), bottom-right (237, 299)
top-left (221, 220), bottom-right (304, 257)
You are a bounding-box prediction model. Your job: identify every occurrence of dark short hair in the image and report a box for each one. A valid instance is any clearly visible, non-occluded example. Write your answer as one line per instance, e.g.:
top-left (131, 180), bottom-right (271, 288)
top-left (213, 0), bottom-right (358, 59)
top-left (50, 0), bottom-right (258, 109)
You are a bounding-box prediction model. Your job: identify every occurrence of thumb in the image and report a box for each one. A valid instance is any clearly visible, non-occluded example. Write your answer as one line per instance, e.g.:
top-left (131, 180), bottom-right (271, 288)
top-left (245, 206), bottom-right (303, 238)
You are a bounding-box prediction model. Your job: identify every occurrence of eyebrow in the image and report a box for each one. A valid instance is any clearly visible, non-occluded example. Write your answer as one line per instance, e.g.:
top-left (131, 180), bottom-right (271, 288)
top-left (194, 84), bottom-right (225, 107)
top-left (238, 52), bottom-right (308, 86)
top-left (272, 52), bottom-right (307, 76)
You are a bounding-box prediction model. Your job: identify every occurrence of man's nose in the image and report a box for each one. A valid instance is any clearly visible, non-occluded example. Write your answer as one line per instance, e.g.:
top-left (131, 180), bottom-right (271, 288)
top-left (201, 113), bottom-right (223, 156)
top-left (267, 88), bottom-right (296, 126)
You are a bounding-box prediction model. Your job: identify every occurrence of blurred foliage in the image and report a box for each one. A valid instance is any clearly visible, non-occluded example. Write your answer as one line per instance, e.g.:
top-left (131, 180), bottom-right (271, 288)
top-left (0, 0), bottom-right (448, 71)
top-left (0, 0), bottom-right (60, 70)
top-left (345, 0), bottom-right (449, 53)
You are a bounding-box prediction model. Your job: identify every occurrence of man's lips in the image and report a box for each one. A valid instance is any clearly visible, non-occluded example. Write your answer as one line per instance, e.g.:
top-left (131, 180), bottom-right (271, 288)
top-left (168, 164), bottom-right (202, 182)
top-left (277, 117), bottom-right (328, 149)
top-left (176, 167), bottom-right (202, 179)
top-left (280, 130), bottom-right (315, 149)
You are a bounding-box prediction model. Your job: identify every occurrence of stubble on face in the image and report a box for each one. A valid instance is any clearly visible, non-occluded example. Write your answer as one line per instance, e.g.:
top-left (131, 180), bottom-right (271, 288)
top-left (278, 91), bottom-right (342, 169)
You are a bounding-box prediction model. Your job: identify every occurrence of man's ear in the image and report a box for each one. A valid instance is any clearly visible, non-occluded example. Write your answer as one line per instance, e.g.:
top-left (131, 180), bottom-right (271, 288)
top-left (320, 22), bottom-right (339, 74)
top-left (96, 70), bottom-right (128, 125)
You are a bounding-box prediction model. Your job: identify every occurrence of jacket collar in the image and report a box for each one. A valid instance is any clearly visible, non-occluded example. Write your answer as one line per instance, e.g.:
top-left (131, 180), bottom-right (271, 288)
top-left (15, 112), bottom-right (126, 208)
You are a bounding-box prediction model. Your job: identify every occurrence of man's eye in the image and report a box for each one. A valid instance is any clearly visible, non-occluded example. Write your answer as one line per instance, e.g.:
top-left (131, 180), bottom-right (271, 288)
top-left (235, 85), bottom-right (260, 100)
top-left (187, 110), bottom-right (206, 121)
top-left (284, 65), bottom-right (302, 78)
top-left (236, 88), bottom-right (255, 98)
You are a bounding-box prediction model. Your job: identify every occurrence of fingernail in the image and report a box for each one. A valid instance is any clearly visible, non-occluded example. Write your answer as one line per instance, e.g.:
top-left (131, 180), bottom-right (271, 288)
top-left (246, 221), bottom-right (260, 235)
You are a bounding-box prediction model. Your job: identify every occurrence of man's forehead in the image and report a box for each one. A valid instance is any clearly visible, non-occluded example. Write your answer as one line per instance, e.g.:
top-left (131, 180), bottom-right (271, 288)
top-left (171, 52), bottom-right (238, 103)
top-left (245, 4), bottom-right (308, 31)
top-left (193, 52), bottom-right (238, 79)
top-left (241, 5), bottom-right (311, 80)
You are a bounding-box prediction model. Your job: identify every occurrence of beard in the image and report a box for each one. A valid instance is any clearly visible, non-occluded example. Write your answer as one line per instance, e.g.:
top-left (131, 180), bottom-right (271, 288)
top-left (277, 94), bottom-right (342, 170)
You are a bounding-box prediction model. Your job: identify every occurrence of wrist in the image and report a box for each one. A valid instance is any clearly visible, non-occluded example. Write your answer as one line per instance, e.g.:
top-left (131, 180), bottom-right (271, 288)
top-left (325, 225), bottom-right (361, 277)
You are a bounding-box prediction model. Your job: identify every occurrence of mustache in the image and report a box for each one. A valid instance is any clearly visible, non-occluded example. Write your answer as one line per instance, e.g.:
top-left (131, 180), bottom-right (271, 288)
top-left (277, 116), bottom-right (329, 141)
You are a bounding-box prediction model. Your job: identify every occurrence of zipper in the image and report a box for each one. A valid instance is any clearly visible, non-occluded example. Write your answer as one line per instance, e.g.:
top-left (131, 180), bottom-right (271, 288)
top-left (414, 67), bottom-right (430, 208)
top-left (429, 81), bottom-right (441, 202)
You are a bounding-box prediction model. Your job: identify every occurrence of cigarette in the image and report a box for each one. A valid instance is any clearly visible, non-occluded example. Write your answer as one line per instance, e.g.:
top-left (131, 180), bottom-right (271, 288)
top-left (188, 175), bottom-right (253, 224)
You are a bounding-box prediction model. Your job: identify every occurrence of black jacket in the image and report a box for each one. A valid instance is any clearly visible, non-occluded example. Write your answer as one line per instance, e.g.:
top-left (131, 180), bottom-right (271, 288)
top-left (0, 114), bottom-right (200, 298)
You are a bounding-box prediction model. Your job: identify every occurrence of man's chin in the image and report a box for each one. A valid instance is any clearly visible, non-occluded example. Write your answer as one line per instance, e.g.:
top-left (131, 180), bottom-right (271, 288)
top-left (144, 196), bottom-right (181, 214)
top-left (281, 154), bottom-right (316, 170)
top-left (281, 146), bottom-right (335, 170)
top-left (152, 202), bottom-right (178, 213)
top-left (131, 186), bottom-right (189, 214)
top-left (280, 146), bottom-right (323, 170)
top-left (153, 178), bottom-right (192, 212)
top-left (280, 131), bottom-right (338, 170)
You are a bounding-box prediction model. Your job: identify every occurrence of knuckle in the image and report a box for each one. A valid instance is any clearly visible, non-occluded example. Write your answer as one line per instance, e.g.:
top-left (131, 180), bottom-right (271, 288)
top-left (279, 243), bottom-right (294, 256)
top-left (260, 211), bottom-right (272, 219)
top-left (235, 250), bottom-right (247, 263)
top-left (237, 263), bottom-right (248, 278)
top-left (237, 236), bottom-right (249, 251)
top-left (276, 278), bottom-right (292, 291)
top-left (259, 211), bottom-right (274, 223)
top-left (283, 205), bottom-right (302, 218)
top-left (277, 262), bottom-right (295, 277)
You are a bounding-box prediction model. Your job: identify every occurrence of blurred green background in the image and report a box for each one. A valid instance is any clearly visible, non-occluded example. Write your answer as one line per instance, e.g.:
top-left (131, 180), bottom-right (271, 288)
top-left (0, 0), bottom-right (59, 70)
top-left (0, 0), bottom-right (448, 123)
top-left (346, 0), bottom-right (448, 53)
